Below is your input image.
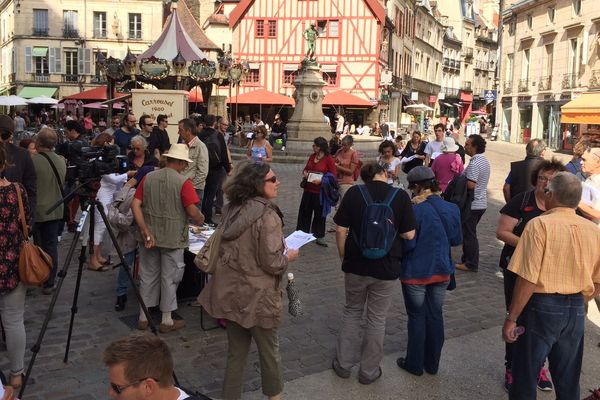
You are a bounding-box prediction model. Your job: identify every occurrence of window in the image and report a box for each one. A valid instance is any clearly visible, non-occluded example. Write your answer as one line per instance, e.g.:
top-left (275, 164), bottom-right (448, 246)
top-left (544, 44), bottom-right (553, 76)
top-left (316, 20), bottom-right (339, 37)
top-left (268, 20), bottom-right (276, 37)
top-left (244, 68), bottom-right (260, 84)
top-left (256, 20), bottom-right (264, 37)
top-left (522, 48), bottom-right (530, 80)
top-left (547, 7), bottom-right (555, 23)
top-left (64, 49), bottom-right (78, 82)
top-left (322, 70), bottom-right (337, 85)
top-left (506, 53), bottom-right (513, 83)
top-left (94, 12), bottom-right (107, 38)
top-left (573, 0), bottom-right (581, 16)
top-left (526, 14), bottom-right (532, 29)
top-left (508, 18), bottom-right (516, 36)
top-left (128, 13), bottom-right (142, 39)
top-left (33, 9), bottom-right (48, 36)
top-left (34, 49), bottom-right (48, 75)
top-left (283, 70), bottom-right (296, 85)
top-left (63, 10), bottom-right (78, 37)
top-left (569, 38), bottom-right (578, 75)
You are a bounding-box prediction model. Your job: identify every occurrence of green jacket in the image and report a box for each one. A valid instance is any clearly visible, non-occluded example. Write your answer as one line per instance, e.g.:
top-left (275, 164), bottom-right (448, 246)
top-left (32, 151), bottom-right (66, 223)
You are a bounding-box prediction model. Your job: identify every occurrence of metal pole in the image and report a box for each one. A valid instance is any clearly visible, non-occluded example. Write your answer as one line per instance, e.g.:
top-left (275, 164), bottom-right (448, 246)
top-left (494, 0), bottom-right (505, 129)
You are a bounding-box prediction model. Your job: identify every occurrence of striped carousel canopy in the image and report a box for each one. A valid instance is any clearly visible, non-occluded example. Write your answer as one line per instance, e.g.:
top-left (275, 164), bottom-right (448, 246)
top-left (137, 2), bottom-right (208, 62)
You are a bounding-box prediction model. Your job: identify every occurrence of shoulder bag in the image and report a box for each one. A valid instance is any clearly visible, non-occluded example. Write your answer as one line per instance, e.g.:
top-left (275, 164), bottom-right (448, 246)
top-left (39, 152), bottom-right (67, 221)
top-left (194, 224), bottom-right (224, 274)
top-left (15, 184), bottom-right (52, 286)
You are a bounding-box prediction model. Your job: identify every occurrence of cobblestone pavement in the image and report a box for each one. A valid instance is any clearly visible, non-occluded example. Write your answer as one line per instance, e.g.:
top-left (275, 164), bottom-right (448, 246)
top-left (3, 141), bottom-right (579, 399)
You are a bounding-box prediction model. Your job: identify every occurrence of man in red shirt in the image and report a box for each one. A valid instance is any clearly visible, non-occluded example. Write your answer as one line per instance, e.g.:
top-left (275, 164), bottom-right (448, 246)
top-left (131, 144), bottom-right (204, 333)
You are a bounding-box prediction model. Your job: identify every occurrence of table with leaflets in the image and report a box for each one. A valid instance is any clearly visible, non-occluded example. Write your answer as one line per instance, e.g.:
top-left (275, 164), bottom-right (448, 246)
top-left (176, 226), bottom-right (214, 302)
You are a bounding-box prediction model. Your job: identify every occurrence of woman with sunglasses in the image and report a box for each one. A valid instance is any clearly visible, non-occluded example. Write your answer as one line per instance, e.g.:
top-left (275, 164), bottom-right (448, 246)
top-left (495, 158), bottom-right (565, 392)
top-left (198, 161), bottom-right (299, 400)
top-left (246, 125), bottom-right (273, 162)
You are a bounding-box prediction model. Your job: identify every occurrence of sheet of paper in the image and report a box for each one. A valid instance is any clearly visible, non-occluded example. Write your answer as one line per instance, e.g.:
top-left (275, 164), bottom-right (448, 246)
top-left (581, 181), bottom-right (600, 206)
top-left (285, 230), bottom-right (316, 250)
top-left (400, 155), bottom-right (416, 164)
top-left (307, 172), bottom-right (323, 183)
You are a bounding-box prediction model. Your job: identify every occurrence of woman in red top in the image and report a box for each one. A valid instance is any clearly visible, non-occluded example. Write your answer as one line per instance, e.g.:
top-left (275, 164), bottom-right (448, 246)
top-left (296, 137), bottom-right (336, 246)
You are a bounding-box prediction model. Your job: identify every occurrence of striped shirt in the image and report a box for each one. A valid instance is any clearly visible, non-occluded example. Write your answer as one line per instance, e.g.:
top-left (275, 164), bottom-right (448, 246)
top-left (508, 208), bottom-right (600, 296)
top-left (465, 153), bottom-right (490, 210)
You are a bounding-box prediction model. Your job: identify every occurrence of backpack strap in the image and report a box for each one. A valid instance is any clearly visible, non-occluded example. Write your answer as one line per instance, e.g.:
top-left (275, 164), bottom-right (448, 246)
top-left (357, 184), bottom-right (373, 206)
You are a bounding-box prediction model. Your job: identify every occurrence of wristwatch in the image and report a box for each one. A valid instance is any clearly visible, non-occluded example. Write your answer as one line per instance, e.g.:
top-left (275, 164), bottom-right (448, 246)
top-left (505, 312), bottom-right (517, 323)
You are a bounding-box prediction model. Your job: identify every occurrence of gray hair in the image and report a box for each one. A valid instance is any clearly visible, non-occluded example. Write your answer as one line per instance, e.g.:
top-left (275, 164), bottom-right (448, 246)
top-left (547, 172), bottom-right (582, 208)
top-left (526, 138), bottom-right (547, 157)
top-left (341, 135), bottom-right (354, 145)
top-left (130, 135), bottom-right (148, 150)
top-left (36, 127), bottom-right (58, 149)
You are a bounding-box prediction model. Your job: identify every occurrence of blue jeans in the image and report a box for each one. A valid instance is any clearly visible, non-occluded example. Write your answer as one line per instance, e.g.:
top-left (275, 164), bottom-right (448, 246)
top-left (116, 251), bottom-right (136, 296)
top-left (401, 282), bottom-right (447, 374)
top-left (195, 189), bottom-right (204, 211)
top-left (510, 293), bottom-right (585, 400)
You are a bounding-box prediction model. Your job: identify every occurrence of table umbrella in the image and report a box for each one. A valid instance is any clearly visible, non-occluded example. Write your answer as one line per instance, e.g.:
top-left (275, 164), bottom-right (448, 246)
top-left (26, 95), bottom-right (59, 105)
top-left (0, 95), bottom-right (28, 106)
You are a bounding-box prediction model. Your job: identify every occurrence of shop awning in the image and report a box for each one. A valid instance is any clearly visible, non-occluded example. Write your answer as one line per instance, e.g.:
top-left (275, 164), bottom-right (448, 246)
top-left (188, 86), bottom-right (203, 103)
top-left (18, 86), bottom-right (57, 99)
top-left (561, 93), bottom-right (600, 124)
top-left (62, 86), bottom-right (128, 101)
top-left (32, 47), bottom-right (48, 57)
top-left (323, 90), bottom-right (374, 107)
top-left (226, 89), bottom-right (295, 105)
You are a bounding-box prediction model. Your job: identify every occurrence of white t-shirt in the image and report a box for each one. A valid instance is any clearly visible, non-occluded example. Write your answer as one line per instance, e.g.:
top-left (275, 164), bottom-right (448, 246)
top-left (176, 387), bottom-right (190, 400)
top-left (336, 116), bottom-right (344, 132)
top-left (377, 156), bottom-right (402, 184)
top-left (424, 140), bottom-right (444, 160)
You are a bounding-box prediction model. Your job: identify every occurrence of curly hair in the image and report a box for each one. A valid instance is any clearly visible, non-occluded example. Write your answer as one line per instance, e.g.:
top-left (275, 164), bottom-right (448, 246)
top-left (378, 140), bottom-right (397, 155)
top-left (313, 136), bottom-right (329, 155)
top-left (530, 158), bottom-right (565, 186)
top-left (255, 125), bottom-right (268, 139)
top-left (223, 160), bottom-right (271, 205)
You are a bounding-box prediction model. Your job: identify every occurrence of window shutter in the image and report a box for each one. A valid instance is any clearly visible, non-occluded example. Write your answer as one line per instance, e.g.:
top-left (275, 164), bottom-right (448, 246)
top-left (48, 48), bottom-right (55, 73)
top-left (25, 47), bottom-right (32, 73)
top-left (84, 48), bottom-right (91, 74)
top-left (78, 48), bottom-right (84, 73)
top-left (54, 48), bottom-right (62, 73)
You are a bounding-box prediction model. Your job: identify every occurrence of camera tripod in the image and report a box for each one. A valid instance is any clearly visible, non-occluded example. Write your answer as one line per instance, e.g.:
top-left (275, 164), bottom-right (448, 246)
top-left (18, 190), bottom-right (173, 397)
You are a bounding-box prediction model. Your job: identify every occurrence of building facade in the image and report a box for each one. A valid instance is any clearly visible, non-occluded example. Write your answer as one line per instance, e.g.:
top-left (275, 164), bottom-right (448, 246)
top-left (0, 0), bottom-right (166, 98)
top-left (441, 26), bottom-right (463, 119)
top-left (472, 14), bottom-right (498, 112)
top-left (498, 0), bottom-right (600, 149)
top-left (229, 0), bottom-right (387, 124)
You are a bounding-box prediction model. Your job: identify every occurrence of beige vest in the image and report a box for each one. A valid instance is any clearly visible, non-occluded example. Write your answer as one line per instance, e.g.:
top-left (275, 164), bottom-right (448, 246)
top-left (142, 168), bottom-right (188, 249)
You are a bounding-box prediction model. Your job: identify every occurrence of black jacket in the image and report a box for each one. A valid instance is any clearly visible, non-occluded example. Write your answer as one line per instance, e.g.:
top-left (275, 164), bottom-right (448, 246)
top-left (198, 127), bottom-right (231, 172)
top-left (4, 142), bottom-right (37, 219)
top-left (508, 156), bottom-right (543, 200)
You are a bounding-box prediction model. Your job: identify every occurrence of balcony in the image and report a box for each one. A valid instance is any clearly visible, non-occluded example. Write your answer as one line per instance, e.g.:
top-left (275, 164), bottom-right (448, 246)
top-left (518, 79), bottom-right (529, 92)
top-left (63, 28), bottom-right (79, 38)
top-left (402, 74), bottom-right (413, 90)
top-left (33, 74), bottom-right (49, 82)
top-left (63, 74), bottom-right (79, 83)
top-left (590, 70), bottom-right (600, 89)
top-left (538, 75), bottom-right (552, 91)
top-left (503, 81), bottom-right (513, 94)
top-left (32, 28), bottom-right (48, 36)
top-left (391, 75), bottom-right (402, 89)
top-left (562, 73), bottom-right (578, 90)
top-left (461, 81), bottom-right (472, 91)
top-left (91, 75), bottom-right (107, 84)
top-left (93, 29), bottom-right (107, 39)
top-left (475, 61), bottom-right (489, 70)
top-left (464, 47), bottom-right (473, 59)
top-left (128, 31), bottom-right (142, 40)
top-left (443, 87), bottom-right (460, 98)
top-left (443, 57), bottom-right (450, 67)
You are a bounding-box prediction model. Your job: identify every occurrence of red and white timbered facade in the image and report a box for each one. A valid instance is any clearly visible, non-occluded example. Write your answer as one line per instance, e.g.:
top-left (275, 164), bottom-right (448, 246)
top-left (229, 0), bottom-right (387, 104)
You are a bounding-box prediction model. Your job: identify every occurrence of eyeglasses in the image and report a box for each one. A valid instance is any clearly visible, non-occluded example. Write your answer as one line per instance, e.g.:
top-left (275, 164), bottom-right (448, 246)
top-left (110, 377), bottom-right (158, 394)
top-left (264, 176), bottom-right (278, 183)
top-left (537, 175), bottom-right (551, 182)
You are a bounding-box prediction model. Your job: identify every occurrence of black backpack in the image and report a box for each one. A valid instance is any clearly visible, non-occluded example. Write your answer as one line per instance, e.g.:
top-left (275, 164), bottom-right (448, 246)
top-left (442, 174), bottom-right (473, 223)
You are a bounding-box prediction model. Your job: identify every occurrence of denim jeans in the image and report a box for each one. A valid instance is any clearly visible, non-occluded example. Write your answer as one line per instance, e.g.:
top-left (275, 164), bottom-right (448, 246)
top-left (510, 293), bottom-right (585, 400)
top-left (32, 219), bottom-right (61, 288)
top-left (268, 133), bottom-right (287, 147)
top-left (116, 251), bottom-right (136, 297)
top-left (195, 189), bottom-right (204, 211)
top-left (202, 167), bottom-right (226, 223)
top-left (401, 282), bottom-right (447, 374)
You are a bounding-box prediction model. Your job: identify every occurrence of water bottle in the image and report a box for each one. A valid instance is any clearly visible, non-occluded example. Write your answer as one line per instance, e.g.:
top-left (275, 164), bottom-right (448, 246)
top-left (286, 273), bottom-right (303, 317)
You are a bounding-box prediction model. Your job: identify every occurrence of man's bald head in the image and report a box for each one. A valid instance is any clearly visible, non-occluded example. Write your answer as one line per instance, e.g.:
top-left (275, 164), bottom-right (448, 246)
top-left (36, 127), bottom-right (58, 150)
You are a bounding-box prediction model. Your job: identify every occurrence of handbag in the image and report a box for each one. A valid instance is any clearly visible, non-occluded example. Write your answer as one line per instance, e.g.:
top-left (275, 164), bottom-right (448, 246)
top-left (39, 152), bottom-right (67, 221)
top-left (193, 225), bottom-right (224, 274)
top-left (15, 184), bottom-right (52, 286)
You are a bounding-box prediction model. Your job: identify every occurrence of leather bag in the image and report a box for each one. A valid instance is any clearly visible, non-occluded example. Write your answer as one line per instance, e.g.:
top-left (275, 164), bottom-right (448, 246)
top-left (193, 225), bottom-right (223, 274)
top-left (15, 184), bottom-right (51, 286)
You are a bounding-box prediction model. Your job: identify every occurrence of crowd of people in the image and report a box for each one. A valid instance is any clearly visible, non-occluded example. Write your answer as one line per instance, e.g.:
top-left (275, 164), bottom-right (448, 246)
top-left (0, 106), bottom-right (599, 400)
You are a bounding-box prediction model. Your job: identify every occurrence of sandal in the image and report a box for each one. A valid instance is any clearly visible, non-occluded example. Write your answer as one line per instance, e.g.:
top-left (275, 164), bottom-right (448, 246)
top-left (87, 265), bottom-right (109, 272)
top-left (10, 373), bottom-right (23, 393)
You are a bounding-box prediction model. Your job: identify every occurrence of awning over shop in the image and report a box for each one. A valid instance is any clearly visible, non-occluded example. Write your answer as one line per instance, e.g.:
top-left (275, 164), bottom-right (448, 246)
top-left (32, 47), bottom-right (48, 57)
top-left (18, 86), bottom-right (57, 99)
top-left (560, 92), bottom-right (600, 124)
top-left (188, 86), bottom-right (203, 103)
top-left (226, 89), bottom-right (294, 105)
top-left (323, 90), bottom-right (374, 107)
top-left (62, 86), bottom-right (128, 101)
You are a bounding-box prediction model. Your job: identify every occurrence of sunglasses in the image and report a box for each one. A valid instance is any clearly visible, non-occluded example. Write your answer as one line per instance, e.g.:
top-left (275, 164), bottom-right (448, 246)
top-left (110, 377), bottom-right (158, 394)
top-left (264, 175), bottom-right (278, 183)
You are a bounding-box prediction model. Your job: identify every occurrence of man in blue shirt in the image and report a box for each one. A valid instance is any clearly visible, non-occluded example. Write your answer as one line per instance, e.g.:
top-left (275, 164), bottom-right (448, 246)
top-left (114, 112), bottom-right (140, 155)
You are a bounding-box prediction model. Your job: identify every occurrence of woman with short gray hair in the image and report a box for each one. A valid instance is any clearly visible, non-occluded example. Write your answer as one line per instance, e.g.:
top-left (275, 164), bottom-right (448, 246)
top-left (127, 135), bottom-right (157, 170)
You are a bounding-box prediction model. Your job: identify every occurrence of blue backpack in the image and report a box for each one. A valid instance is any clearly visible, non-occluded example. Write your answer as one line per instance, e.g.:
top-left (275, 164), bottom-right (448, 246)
top-left (355, 185), bottom-right (399, 260)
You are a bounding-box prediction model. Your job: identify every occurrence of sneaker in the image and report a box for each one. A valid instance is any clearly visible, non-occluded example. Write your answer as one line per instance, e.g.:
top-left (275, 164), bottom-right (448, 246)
top-left (358, 367), bottom-right (382, 385)
top-left (537, 368), bottom-right (553, 391)
top-left (281, 146), bottom-right (286, 151)
top-left (504, 368), bottom-right (513, 393)
top-left (315, 237), bottom-right (328, 247)
top-left (331, 358), bottom-right (351, 379)
top-left (582, 387), bottom-right (600, 400)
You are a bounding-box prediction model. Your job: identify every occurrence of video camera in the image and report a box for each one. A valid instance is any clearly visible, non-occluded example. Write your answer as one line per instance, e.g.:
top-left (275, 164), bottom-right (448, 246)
top-left (64, 142), bottom-right (129, 182)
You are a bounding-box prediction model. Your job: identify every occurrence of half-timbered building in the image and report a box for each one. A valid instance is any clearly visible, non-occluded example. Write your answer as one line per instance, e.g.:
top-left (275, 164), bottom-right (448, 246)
top-left (229, 0), bottom-right (388, 124)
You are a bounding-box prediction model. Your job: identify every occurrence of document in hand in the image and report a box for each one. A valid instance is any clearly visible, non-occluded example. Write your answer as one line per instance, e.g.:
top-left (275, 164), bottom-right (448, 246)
top-left (285, 230), bottom-right (317, 250)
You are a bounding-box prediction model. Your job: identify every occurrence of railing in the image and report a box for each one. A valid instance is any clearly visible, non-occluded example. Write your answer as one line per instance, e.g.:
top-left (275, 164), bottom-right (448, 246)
top-left (443, 57), bottom-right (450, 67)
top-left (93, 29), bottom-right (107, 38)
top-left (538, 75), bottom-right (552, 91)
top-left (443, 87), bottom-right (460, 97)
top-left (590, 69), bottom-right (600, 89)
top-left (475, 61), bottom-right (489, 70)
top-left (464, 47), bottom-right (474, 58)
top-left (128, 31), bottom-right (142, 39)
top-left (462, 81), bottom-right (472, 91)
top-left (503, 81), bottom-right (512, 94)
top-left (33, 74), bottom-right (49, 82)
top-left (63, 74), bottom-right (79, 83)
top-left (63, 28), bottom-right (79, 38)
top-left (518, 78), bottom-right (529, 92)
top-left (562, 73), bottom-right (578, 89)
top-left (402, 74), bottom-right (413, 89)
top-left (32, 28), bottom-right (48, 36)
top-left (450, 59), bottom-right (461, 70)
top-left (91, 76), bottom-right (107, 84)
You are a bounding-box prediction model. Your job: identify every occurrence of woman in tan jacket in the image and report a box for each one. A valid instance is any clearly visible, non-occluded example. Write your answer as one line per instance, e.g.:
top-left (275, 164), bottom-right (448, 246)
top-left (198, 161), bottom-right (299, 400)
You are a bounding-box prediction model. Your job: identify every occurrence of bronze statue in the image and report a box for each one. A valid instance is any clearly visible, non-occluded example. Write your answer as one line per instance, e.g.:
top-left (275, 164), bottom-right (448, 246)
top-left (303, 23), bottom-right (319, 60)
